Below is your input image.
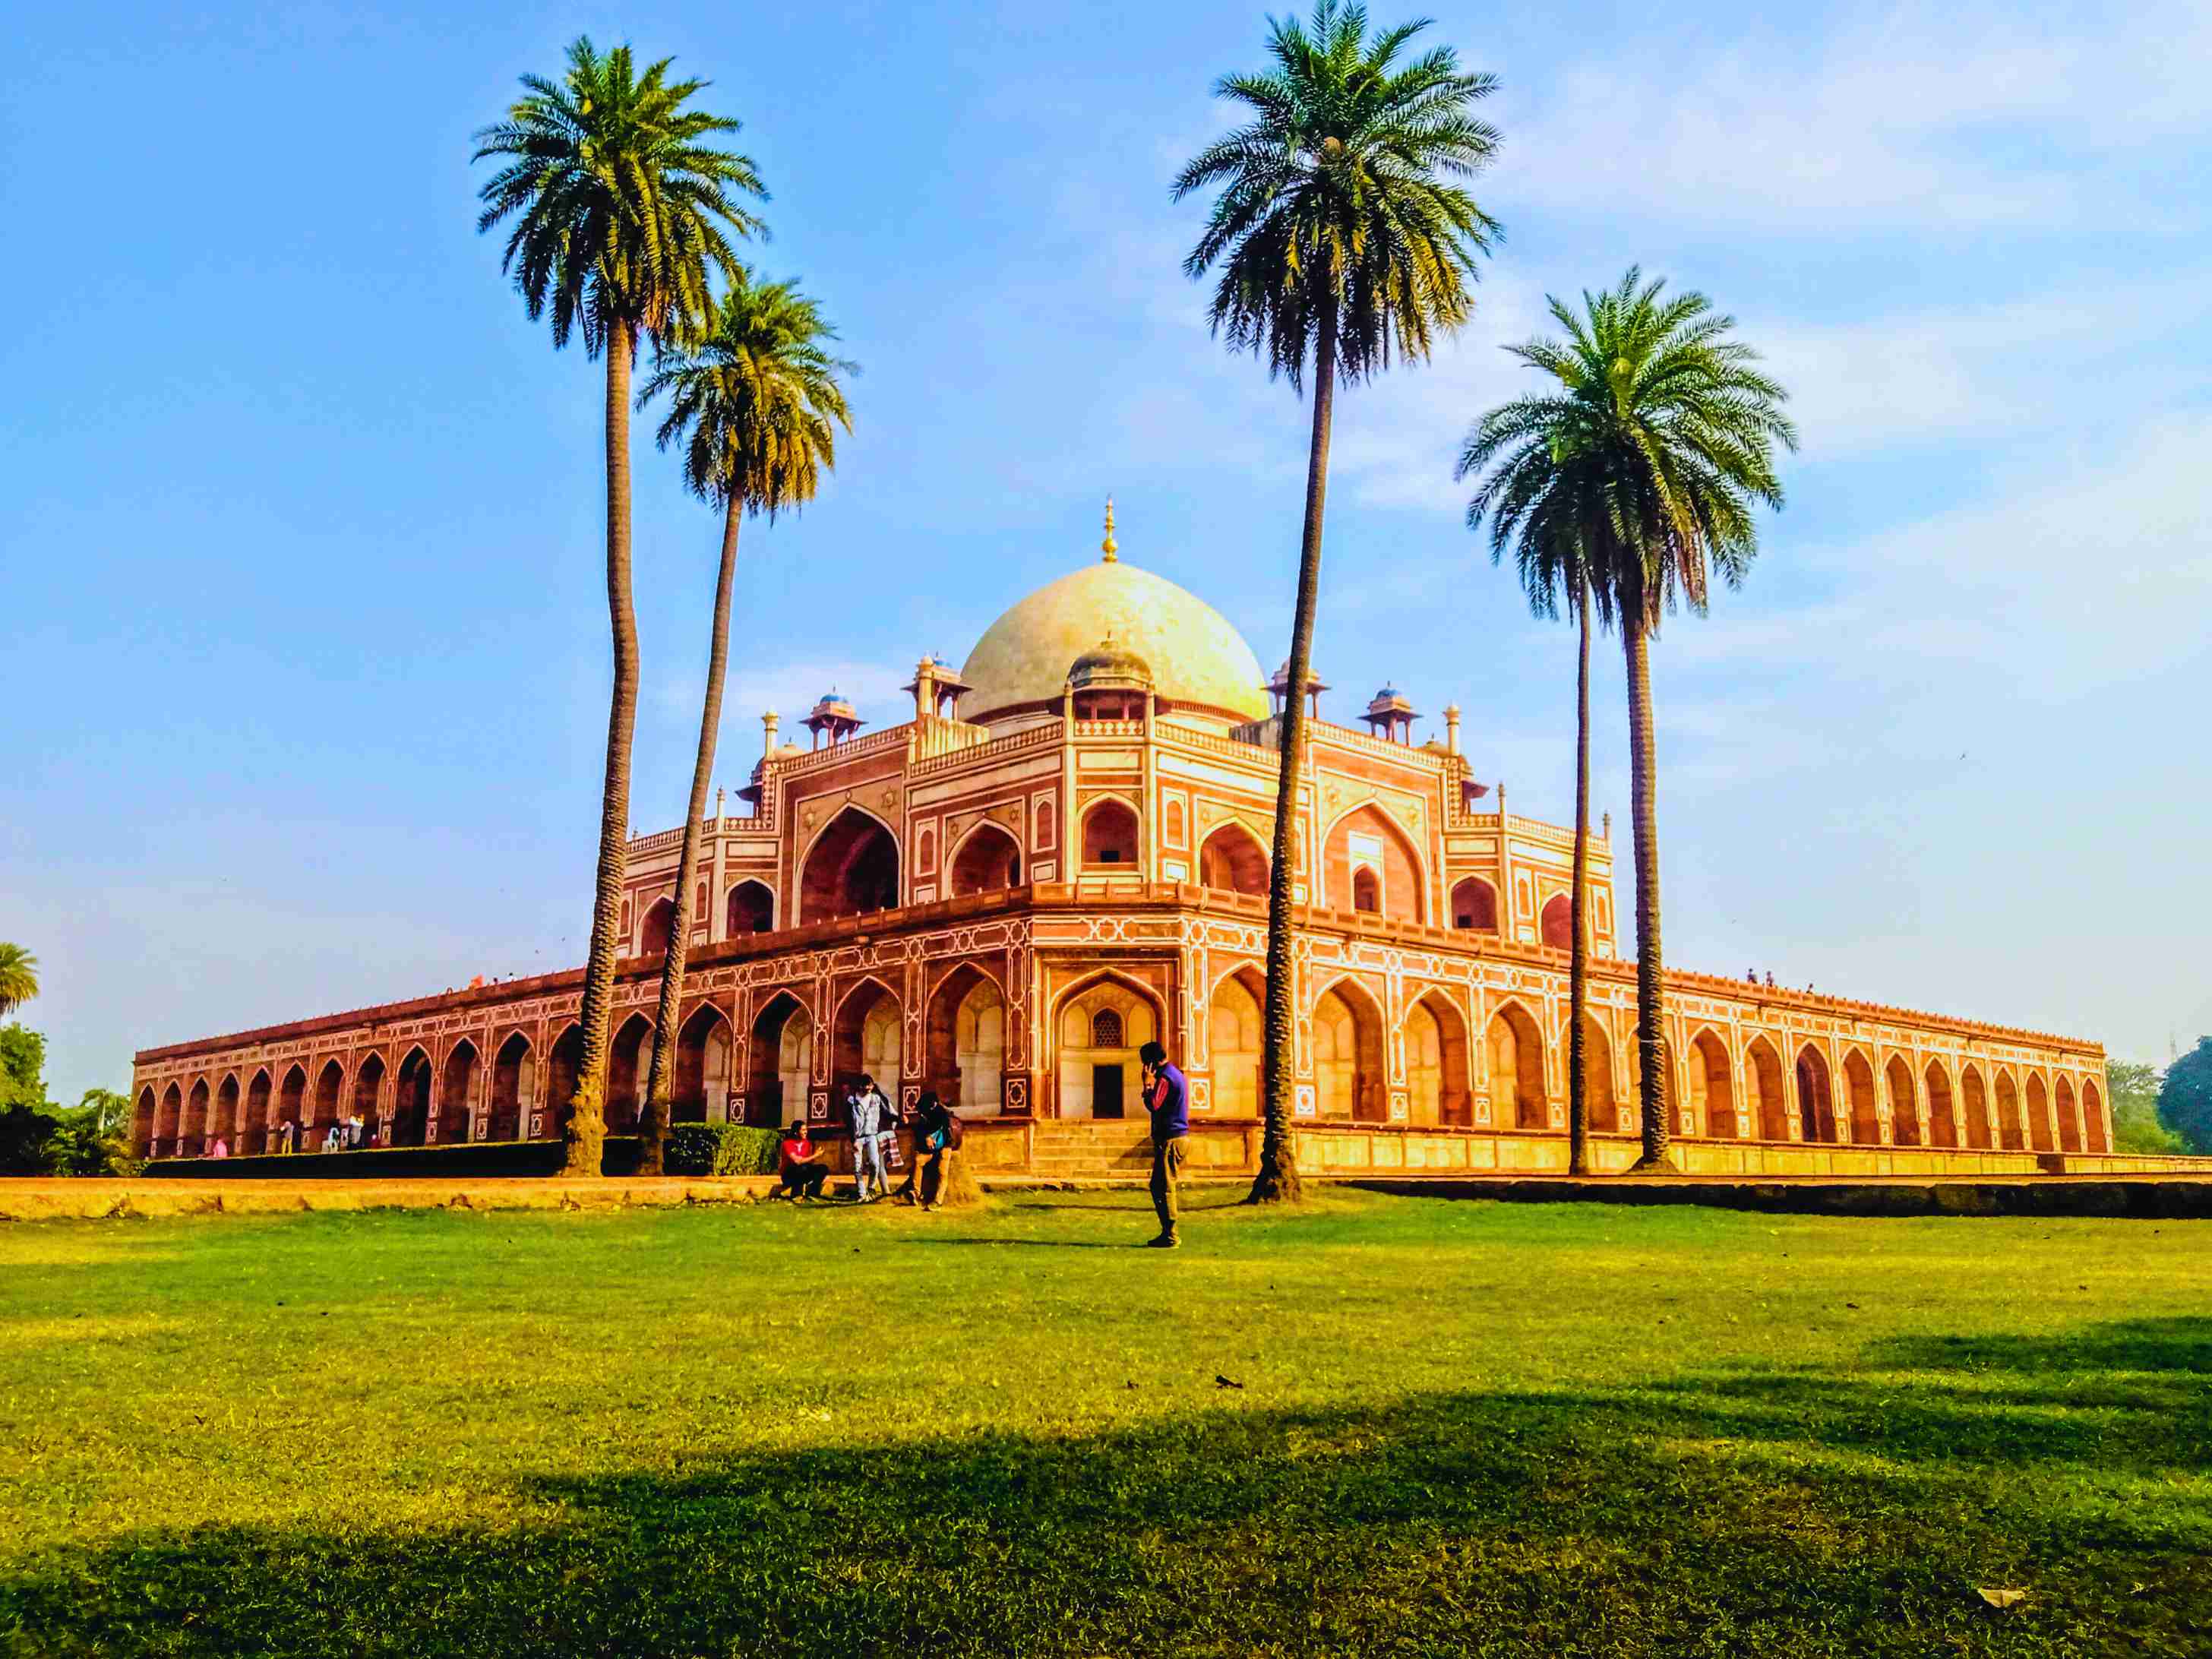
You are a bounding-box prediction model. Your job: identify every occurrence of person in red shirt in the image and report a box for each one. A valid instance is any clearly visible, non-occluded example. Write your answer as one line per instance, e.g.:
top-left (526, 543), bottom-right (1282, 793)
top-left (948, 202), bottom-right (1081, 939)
top-left (777, 1121), bottom-right (828, 1201)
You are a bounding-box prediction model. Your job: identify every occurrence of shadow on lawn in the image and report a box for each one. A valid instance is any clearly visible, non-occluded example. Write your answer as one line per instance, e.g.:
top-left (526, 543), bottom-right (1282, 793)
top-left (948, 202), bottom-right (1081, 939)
top-left (6, 1318), bottom-right (2207, 1658)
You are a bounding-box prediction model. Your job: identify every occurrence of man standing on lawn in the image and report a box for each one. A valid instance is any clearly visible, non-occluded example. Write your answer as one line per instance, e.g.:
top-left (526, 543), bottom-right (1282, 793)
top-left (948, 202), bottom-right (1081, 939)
top-left (1139, 1040), bottom-right (1187, 1249)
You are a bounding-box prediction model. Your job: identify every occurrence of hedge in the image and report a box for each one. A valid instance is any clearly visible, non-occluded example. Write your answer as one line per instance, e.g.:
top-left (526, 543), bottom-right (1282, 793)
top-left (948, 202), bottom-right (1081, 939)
top-left (665, 1123), bottom-right (782, 1178)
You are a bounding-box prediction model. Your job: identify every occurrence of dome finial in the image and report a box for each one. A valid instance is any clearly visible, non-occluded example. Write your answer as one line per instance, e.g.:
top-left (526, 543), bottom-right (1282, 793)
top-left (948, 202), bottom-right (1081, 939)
top-left (1101, 495), bottom-right (1118, 563)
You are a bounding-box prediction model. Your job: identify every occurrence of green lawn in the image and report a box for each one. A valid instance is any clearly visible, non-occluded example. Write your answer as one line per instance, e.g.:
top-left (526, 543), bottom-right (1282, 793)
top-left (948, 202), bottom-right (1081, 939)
top-left (2, 1190), bottom-right (2206, 1657)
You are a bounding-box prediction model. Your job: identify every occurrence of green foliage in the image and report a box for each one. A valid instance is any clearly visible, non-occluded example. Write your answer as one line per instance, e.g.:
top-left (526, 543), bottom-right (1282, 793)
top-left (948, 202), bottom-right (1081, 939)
top-left (0, 943), bottom-right (36, 1017)
top-left (0, 1104), bottom-right (59, 1174)
top-left (643, 269), bottom-right (856, 518)
top-left (2106, 1059), bottom-right (2182, 1155)
top-left (2, 1196), bottom-right (2210, 1654)
top-left (1456, 267), bottom-right (1796, 628)
top-left (472, 36), bottom-right (766, 354)
top-left (1171, 0), bottom-right (1501, 390)
top-left (0, 1026), bottom-right (50, 1114)
top-left (2158, 1038), bottom-right (2212, 1155)
top-left (664, 1121), bottom-right (781, 1177)
top-left (71, 1088), bottom-right (131, 1142)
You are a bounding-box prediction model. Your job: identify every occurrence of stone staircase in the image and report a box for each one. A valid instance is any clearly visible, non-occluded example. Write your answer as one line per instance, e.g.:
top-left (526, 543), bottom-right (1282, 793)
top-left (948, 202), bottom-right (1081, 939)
top-left (1019, 1119), bottom-right (1259, 1180)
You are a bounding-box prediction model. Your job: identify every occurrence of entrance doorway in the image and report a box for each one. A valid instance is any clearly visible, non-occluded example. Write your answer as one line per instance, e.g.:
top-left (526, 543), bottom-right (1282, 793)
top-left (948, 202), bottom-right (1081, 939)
top-left (1092, 1063), bottom-right (1124, 1119)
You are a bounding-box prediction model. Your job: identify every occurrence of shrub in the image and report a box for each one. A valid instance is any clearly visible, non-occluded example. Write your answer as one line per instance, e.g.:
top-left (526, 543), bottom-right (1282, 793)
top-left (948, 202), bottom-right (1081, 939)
top-left (665, 1123), bottom-right (782, 1177)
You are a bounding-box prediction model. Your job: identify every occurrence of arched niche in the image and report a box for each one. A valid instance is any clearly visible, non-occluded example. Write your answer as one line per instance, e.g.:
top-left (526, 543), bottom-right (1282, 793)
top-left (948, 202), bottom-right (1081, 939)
top-left (1689, 1029), bottom-right (1736, 1138)
top-left (1540, 894), bottom-right (1573, 950)
top-left (1198, 823), bottom-right (1268, 897)
top-left (1961, 1064), bottom-right (1992, 1149)
top-left (640, 896), bottom-right (676, 956)
top-left (490, 1033), bottom-right (534, 1142)
top-left (1451, 877), bottom-right (1499, 933)
top-left (1322, 804), bottom-right (1424, 924)
top-left (1316, 980), bottom-right (1387, 1122)
top-left (800, 807), bottom-right (900, 922)
top-left (243, 1070), bottom-right (272, 1155)
top-left (726, 880), bottom-right (774, 936)
top-left (606, 1013), bottom-right (653, 1135)
top-left (2026, 1073), bottom-right (2054, 1152)
top-left (2054, 1076), bottom-right (2081, 1154)
top-left (1923, 1060), bottom-right (1958, 1149)
top-left (747, 994), bottom-right (812, 1127)
top-left (1843, 1050), bottom-right (1880, 1145)
top-left (1080, 798), bottom-right (1140, 868)
top-left (1209, 969), bottom-right (1264, 1117)
top-left (1795, 1045), bottom-right (1836, 1144)
top-left (1487, 1001), bottom-right (1548, 1131)
top-left (1886, 1055), bottom-right (1920, 1148)
top-left (927, 965), bottom-right (1006, 1117)
top-left (1746, 1037), bottom-right (1787, 1140)
top-left (440, 1040), bottom-right (479, 1144)
top-left (392, 1047), bottom-right (434, 1147)
top-left (833, 979), bottom-right (902, 1098)
top-left (1055, 975), bottom-right (1160, 1120)
top-left (1995, 1071), bottom-right (2024, 1150)
top-left (674, 1003), bottom-right (732, 1124)
top-left (949, 823), bottom-right (1023, 897)
top-left (1406, 990), bottom-right (1471, 1127)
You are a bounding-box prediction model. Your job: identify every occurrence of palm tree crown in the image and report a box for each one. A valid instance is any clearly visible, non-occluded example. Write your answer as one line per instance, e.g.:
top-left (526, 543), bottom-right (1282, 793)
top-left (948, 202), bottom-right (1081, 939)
top-left (0, 944), bottom-right (36, 1017)
top-left (643, 272), bottom-right (856, 515)
top-left (472, 36), bottom-right (766, 354)
top-left (1172, 0), bottom-right (1500, 388)
top-left (1459, 269), bottom-right (1795, 627)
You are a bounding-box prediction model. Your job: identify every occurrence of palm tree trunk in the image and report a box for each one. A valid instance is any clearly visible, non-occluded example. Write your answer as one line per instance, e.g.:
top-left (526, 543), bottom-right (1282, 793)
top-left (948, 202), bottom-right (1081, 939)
top-left (1249, 298), bottom-right (1337, 1206)
top-left (638, 491), bottom-right (743, 1175)
top-left (1623, 609), bottom-right (1674, 1172)
top-left (565, 323), bottom-right (641, 1178)
top-left (1568, 581), bottom-right (1591, 1176)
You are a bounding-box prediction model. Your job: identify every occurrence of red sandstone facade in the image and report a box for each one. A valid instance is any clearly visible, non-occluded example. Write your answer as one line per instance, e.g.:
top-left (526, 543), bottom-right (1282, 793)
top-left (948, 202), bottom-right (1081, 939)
top-left (131, 542), bottom-right (2114, 1175)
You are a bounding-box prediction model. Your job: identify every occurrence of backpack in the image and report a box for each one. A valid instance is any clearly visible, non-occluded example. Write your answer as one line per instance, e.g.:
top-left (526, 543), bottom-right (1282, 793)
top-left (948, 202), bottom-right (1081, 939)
top-left (941, 1111), bottom-right (965, 1150)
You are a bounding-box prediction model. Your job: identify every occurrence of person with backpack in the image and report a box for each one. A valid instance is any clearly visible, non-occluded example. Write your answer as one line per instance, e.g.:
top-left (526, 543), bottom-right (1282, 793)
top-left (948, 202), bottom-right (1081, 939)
top-left (908, 1089), bottom-right (960, 1212)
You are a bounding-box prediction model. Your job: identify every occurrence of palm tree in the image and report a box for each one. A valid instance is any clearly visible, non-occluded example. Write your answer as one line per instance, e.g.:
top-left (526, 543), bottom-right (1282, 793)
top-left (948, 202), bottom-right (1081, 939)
top-left (474, 38), bottom-right (766, 1175)
top-left (1461, 272), bottom-right (1793, 1170)
top-left (633, 273), bottom-right (855, 1174)
top-left (1175, 2), bottom-right (1500, 1202)
top-left (0, 944), bottom-right (36, 1018)
top-left (1453, 430), bottom-right (1608, 1171)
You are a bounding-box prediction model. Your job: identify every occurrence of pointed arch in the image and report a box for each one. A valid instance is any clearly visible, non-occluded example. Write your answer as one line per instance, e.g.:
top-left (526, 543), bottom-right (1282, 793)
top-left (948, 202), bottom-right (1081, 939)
top-left (1923, 1059), bottom-right (1958, 1149)
top-left (1995, 1070), bottom-right (2024, 1150)
top-left (1407, 989), bottom-right (1472, 1126)
top-left (242, 1068), bottom-right (273, 1155)
top-left (1582, 1010), bottom-right (1623, 1134)
top-left (490, 1032), bottom-right (533, 1142)
top-left (183, 1077), bottom-right (210, 1157)
top-left (927, 963), bottom-right (1007, 1116)
top-left (726, 880), bottom-right (775, 936)
top-left (1486, 999), bottom-right (1549, 1130)
top-left (639, 896), bottom-right (677, 957)
top-left (134, 1085), bottom-right (156, 1157)
top-left (214, 1073), bottom-right (242, 1150)
top-left (1055, 970), bottom-right (1164, 1120)
top-left (311, 1060), bottom-right (345, 1142)
top-left (1209, 967), bottom-right (1265, 1117)
top-left (948, 821), bottom-right (1023, 897)
top-left (1079, 795), bottom-right (1141, 867)
top-left (1313, 976), bottom-right (1388, 1122)
top-left (2053, 1075), bottom-right (2081, 1153)
top-left (1451, 876), bottom-right (1499, 933)
top-left (1322, 801), bottom-right (1427, 924)
top-left (833, 977), bottom-right (902, 1098)
top-left (747, 992), bottom-right (812, 1127)
top-left (1794, 1045), bottom-right (1836, 1143)
top-left (1198, 822), bottom-right (1269, 897)
top-left (1540, 893), bottom-right (1573, 950)
top-left (436, 1038), bottom-right (479, 1144)
top-left (674, 1002), bottom-right (732, 1123)
top-left (2082, 1077), bottom-right (2108, 1152)
top-left (2025, 1073), bottom-right (2054, 1152)
top-left (351, 1051), bottom-right (387, 1142)
top-left (1884, 1055), bottom-right (1920, 1147)
top-left (545, 1024), bottom-right (584, 1138)
top-left (1961, 1063), bottom-right (1992, 1149)
top-left (1689, 1028), bottom-right (1736, 1138)
top-left (276, 1063), bottom-right (307, 1144)
top-left (1745, 1035), bottom-right (1787, 1141)
top-left (156, 1081), bottom-right (182, 1152)
top-left (607, 1013), bottom-right (653, 1135)
top-left (800, 804), bottom-right (901, 921)
top-left (1841, 1049), bottom-right (1879, 1145)
top-left (391, 1045), bottom-right (434, 1147)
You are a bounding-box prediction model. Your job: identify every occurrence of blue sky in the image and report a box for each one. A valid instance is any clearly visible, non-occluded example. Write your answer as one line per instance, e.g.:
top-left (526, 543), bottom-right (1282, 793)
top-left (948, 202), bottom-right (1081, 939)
top-left (4, 0), bottom-right (2207, 1102)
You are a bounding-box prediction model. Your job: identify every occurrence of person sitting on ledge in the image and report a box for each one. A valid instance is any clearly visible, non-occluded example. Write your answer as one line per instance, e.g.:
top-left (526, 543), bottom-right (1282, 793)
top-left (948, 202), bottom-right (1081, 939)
top-left (777, 1120), bottom-right (829, 1202)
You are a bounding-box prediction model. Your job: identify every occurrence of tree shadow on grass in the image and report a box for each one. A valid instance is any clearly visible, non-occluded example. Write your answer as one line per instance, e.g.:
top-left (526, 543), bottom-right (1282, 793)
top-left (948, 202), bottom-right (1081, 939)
top-left (6, 1319), bottom-right (2207, 1658)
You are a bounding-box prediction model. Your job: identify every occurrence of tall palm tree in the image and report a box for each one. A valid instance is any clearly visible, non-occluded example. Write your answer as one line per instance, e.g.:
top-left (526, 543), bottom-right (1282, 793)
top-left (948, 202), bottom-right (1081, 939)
top-left (1454, 426), bottom-right (1609, 1171)
top-left (1461, 272), bottom-right (1793, 1171)
top-left (1175, 2), bottom-right (1499, 1203)
top-left (633, 273), bottom-right (855, 1174)
top-left (474, 38), bottom-right (766, 1176)
top-left (0, 944), bottom-right (36, 1018)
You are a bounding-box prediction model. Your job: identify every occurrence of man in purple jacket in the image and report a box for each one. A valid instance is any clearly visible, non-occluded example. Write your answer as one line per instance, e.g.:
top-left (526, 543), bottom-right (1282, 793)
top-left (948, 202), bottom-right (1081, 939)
top-left (1139, 1040), bottom-right (1187, 1249)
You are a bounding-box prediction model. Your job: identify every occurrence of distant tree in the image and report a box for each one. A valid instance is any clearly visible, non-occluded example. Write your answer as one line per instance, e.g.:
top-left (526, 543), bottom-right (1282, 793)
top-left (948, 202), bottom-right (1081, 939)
top-left (1174, 0), bottom-right (1501, 1202)
top-left (2103, 1060), bottom-right (2179, 1155)
top-left (1464, 272), bottom-right (1793, 1171)
top-left (74, 1088), bottom-right (131, 1141)
top-left (474, 37), bottom-right (766, 1175)
top-left (2157, 1039), bottom-right (2212, 1155)
top-left (0, 1105), bottom-right (60, 1175)
top-left (634, 273), bottom-right (855, 1173)
top-left (0, 944), bottom-right (36, 1017)
top-left (1459, 431), bottom-right (1613, 1175)
top-left (0, 1026), bottom-right (49, 1114)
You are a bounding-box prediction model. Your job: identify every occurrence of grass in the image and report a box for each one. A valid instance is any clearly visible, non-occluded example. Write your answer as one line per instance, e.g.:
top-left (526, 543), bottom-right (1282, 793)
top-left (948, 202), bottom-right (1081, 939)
top-left (1, 1188), bottom-right (2206, 1657)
